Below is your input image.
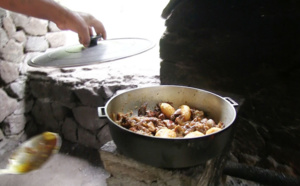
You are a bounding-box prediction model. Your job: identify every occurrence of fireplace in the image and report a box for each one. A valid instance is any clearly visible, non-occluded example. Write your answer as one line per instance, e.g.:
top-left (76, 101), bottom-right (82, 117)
top-left (159, 0), bottom-right (300, 184)
top-left (0, 0), bottom-right (300, 185)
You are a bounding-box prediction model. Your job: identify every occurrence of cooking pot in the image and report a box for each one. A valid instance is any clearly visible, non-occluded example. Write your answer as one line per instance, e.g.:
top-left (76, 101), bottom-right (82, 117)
top-left (98, 85), bottom-right (237, 168)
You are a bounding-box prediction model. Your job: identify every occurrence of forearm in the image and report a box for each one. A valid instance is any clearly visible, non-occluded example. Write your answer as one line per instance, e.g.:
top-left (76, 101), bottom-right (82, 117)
top-left (0, 0), bottom-right (107, 46)
top-left (0, 0), bottom-right (75, 27)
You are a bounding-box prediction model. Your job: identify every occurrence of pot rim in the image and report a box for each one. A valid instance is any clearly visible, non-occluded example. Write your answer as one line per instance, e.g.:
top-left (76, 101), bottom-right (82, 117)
top-left (103, 85), bottom-right (237, 140)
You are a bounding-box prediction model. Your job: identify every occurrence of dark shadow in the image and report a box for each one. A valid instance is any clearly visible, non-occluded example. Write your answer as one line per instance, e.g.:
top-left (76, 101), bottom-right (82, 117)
top-left (59, 139), bottom-right (105, 167)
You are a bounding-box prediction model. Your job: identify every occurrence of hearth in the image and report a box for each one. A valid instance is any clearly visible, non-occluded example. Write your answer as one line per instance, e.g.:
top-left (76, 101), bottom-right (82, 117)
top-left (158, 0), bottom-right (300, 185)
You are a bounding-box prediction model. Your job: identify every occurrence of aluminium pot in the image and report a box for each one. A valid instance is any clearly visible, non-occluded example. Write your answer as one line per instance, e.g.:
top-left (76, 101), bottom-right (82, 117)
top-left (98, 85), bottom-right (237, 169)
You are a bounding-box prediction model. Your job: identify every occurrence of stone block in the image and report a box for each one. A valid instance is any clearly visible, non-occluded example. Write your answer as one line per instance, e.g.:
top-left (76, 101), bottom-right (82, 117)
top-left (74, 87), bottom-right (104, 107)
top-left (96, 124), bottom-right (112, 147)
top-left (78, 127), bottom-right (101, 149)
top-left (45, 32), bottom-right (66, 48)
top-left (2, 16), bottom-right (16, 38)
top-left (25, 36), bottom-right (49, 52)
top-left (23, 17), bottom-right (48, 36)
top-left (29, 80), bottom-right (76, 108)
top-left (99, 84), bottom-right (116, 100)
top-left (48, 21), bottom-right (60, 32)
top-left (2, 114), bottom-right (27, 136)
top-left (62, 117), bottom-right (78, 143)
top-left (24, 120), bottom-right (39, 137)
top-left (50, 83), bottom-right (77, 108)
top-left (0, 129), bottom-right (4, 141)
top-left (0, 60), bottom-right (19, 84)
top-left (31, 99), bottom-right (60, 132)
top-left (72, 106), bottom-right (106, 131)
top-left (0, 27), bottom-right (9, 48)
top-left (13, 99), bottom-right (34, 115)
top-left (6, 78), bottom-right (26, 99)
top-left (0, 39), bottom-right (23, 62)
top-left (0, 89), bottom-right (18, 123)
top-left (9, 12), bottom-right (29, 28)
top-left (51, 101), bottom-right (69, 122)
top-left (13, 30), bottom-right (27, 44)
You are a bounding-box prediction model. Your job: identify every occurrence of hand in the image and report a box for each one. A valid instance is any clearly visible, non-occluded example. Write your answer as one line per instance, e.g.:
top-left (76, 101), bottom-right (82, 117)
top-left (56, 11), bottom-right (107, 47)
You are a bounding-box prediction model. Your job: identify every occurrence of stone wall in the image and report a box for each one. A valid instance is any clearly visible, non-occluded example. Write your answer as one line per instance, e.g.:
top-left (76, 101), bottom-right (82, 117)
top-left (0, 9), bottom-right (160, 154)
top-left (0, 9), bottom-right (67, 152)
top-left (160, 0), bottom-right (300, 180)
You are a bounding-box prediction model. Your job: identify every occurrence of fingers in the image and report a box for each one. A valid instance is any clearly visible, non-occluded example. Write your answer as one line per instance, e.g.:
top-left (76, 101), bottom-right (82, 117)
top-left (77, 12), bottom-right (107, 41)
top-left (91, 20), bottom-right (107, 40)
top-left (77, 25), bottom-right (91, 47)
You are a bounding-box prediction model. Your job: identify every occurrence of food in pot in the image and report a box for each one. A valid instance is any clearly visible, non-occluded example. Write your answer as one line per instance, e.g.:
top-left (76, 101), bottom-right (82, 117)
top-left (155, 128), bottom-right (177, 138)
top-left (184, 131), bottom-right (204, 138)
top-left (206, 127), bottom-right (222, 135)
top-left (112, 102), bottom-right (224, 138)
top-left (159, 103), bottom-right (175, 119)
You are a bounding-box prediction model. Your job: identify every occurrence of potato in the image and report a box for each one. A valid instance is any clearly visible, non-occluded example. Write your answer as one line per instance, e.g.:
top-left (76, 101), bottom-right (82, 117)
top-left (206, 127), bottom-right (222, 135)
top-left (179, 105), bottom-right (191, 121)
top-left (159, 103), bottom-right (175, 119)
top-left (155, 128), bottom-right (176, 138)
top-left (184, 131), bottom-right (204, 138)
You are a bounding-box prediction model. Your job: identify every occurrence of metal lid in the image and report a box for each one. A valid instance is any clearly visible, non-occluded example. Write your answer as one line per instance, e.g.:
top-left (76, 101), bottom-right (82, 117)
top-left (28, 37), bottom-right (155, 68)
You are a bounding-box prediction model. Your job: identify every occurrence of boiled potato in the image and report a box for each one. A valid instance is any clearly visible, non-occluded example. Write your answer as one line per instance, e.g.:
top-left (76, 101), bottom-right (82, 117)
top-left (155, 128), bottom-right (176, 138)
top-left (179, 105), bottom-right (191, 121)
top-left (184, 131), bottom-right (204, 138)
top-left (159, 103), bottom-right (175, 119)
top-left (206, 127), bottom-right (222, 135)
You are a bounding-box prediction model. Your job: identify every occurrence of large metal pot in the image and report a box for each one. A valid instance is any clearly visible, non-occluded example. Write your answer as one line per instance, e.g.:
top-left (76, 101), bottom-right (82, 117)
top-left (98, 85), bottom-right (237, 168)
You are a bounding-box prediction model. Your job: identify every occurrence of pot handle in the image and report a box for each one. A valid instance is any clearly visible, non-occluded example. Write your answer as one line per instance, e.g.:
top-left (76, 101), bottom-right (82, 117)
top-left (98, 107), bottom-right (107, 118)
top-left (224, 97), bottom-right (239, 107)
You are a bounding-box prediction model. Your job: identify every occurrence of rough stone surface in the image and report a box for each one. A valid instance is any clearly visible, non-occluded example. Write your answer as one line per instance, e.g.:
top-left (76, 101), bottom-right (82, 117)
top-left (10, 12), bottom-right (29, 28)
top-left (0, 89), bottom-right (18, 123)
top-left (0, 129), bottom-right (4, 141)
top-left (25, 36), bottom-right (49, 52)
top-left (45, 32), bottom-right (66, 48)
top-left (0, 27), bottom-right (9, 48)
top-left (31, 99), bottom-right (60, 132)
top-left (0, 60), bottom-right (19, 84)
top-left (73, 106), bottom-right (106, 131)
top-left (2, 16), bottom-right (16, 38)
top-left (51, 101), bottom-right (69, 122)
top-left (29, 80), bottom-right (76, 108)
top-left (96, 124), bottom-right (112, 147)
top-left (6, 78), bottom-right (26, 99)
top-left (99, 84), bottom-right (115, 99)
top-left (0, 39), bottom-right (23, 62)
top-left (78, 127), bottom-right (101, 149)
top-left (13, 30), bottom-right (27, 44)
top-left (2, 114), bottom-right (27, 135)
top-left (74, 87), bottom-right (104, 107)
top-left (23, 18), bottom-right (48, 36)
top-left (13, 99), bottom-right (34, 115)
top-left (48, 21), bottom-right (60, 32)
top-left (62, 117), bottom-right (78, 142)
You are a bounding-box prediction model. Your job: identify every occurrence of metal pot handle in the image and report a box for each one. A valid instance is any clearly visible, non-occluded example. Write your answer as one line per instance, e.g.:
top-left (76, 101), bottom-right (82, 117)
top-left (224, 97), bottom-right (239, 107)
top-left (98, 107), bottom-right (107, 118)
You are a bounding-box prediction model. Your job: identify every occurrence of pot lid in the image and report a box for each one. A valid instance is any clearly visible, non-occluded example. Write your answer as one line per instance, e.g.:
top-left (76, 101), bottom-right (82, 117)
top-left (28, 37), bottom-right (155, 68)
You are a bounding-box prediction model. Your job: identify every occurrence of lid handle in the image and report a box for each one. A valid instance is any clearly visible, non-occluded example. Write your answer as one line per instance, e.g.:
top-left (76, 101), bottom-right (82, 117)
top-left (89, 35), bottom-right (102, 47)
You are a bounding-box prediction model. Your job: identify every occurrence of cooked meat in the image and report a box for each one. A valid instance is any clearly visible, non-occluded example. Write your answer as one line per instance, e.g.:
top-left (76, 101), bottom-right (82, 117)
top-left (113, 102), bottom-right (224, 138)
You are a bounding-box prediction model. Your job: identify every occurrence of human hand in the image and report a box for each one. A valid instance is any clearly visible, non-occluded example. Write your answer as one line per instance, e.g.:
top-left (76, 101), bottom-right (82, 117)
top-left (56, 11), bottom-right (107, 47)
